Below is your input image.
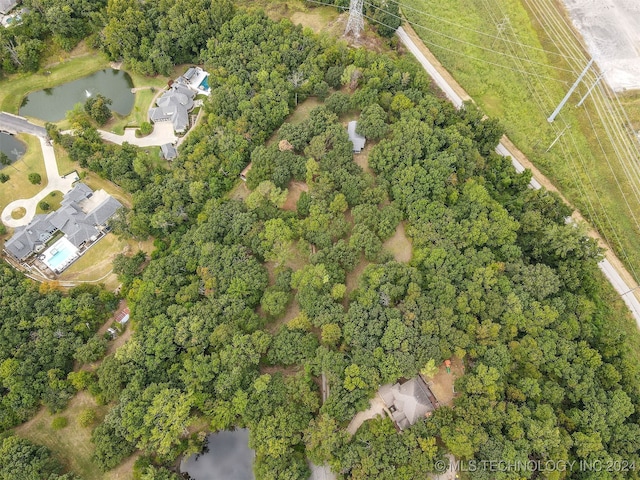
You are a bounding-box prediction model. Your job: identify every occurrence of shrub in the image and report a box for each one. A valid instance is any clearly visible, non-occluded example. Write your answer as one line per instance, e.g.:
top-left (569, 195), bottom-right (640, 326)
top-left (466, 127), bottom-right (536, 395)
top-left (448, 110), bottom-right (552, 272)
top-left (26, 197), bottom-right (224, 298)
top-left (51, 416), bottom-right (68, 430)
top-left (0, 173), bottom-right (9, 183)
top-left (38, 201), bottom-right (50, 211)
top-left (139, 121), bottom-right (153, 136)
top-left (28, 172), bottom-right (41, 184)
top-left (78, 408), bottom-right (97, 428)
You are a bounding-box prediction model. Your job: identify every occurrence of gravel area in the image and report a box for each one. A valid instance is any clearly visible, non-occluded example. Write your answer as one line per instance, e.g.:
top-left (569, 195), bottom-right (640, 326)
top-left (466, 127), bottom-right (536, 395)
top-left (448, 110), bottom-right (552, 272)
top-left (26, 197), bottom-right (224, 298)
top-left (561, 0), bottom-right (640, 91)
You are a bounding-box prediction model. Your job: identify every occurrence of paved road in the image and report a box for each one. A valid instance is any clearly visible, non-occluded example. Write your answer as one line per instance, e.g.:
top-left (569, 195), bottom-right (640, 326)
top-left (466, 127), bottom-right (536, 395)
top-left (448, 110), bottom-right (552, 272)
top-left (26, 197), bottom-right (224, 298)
top-left (2, 137), bottom-right (78, 228)
top-left (97, 122), bottom-right (177, 147)
top-left (0, 112), bottom-right (46, 138)
top-left (397, 26), bottom-right (640, 328)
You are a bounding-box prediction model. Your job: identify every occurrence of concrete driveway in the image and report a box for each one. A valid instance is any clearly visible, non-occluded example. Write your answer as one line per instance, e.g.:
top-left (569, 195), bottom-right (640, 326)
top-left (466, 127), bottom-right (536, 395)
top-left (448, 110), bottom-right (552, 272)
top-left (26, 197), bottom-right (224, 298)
top-left (2, 137), bottom-right (78, 228)
top-left (346, 396), bottom-right (387, 435)
top-left (0, 112), bottom-right (46, 138)
top-left (98, 122), bottom-right (177, 147)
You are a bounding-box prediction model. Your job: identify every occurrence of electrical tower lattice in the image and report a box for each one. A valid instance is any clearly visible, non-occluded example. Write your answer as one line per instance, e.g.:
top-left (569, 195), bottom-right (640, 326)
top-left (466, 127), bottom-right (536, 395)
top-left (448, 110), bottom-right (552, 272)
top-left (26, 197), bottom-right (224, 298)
top-left (345, 0), bottom-right (364, 38)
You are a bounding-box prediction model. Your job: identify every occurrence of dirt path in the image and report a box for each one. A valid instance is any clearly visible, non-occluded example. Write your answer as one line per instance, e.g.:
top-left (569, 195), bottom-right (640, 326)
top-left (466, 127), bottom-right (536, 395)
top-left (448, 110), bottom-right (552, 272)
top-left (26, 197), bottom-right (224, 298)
top-left (346, 396), bottom-right (387, 435)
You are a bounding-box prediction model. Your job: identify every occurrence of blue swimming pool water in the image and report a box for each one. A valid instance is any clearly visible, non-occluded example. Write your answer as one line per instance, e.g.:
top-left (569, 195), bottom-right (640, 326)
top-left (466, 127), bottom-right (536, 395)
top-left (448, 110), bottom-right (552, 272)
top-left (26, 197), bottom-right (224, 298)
top-left (199, 75), bottom-right (210, 91)
top-left (46, 244), bottom-right (76, 269)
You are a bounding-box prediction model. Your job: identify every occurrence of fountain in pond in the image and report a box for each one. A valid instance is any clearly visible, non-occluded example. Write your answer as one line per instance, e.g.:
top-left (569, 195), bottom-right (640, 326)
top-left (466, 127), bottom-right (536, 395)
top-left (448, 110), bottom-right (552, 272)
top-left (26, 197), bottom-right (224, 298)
top-left (85, 89), bottom-right (92, 98)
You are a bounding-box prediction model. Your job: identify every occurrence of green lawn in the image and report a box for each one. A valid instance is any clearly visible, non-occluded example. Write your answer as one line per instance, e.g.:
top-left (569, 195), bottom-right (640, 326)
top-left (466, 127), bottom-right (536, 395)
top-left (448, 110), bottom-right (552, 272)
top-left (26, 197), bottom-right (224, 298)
top-left (0, 134), bottom-right (47, 214)
top-left (402, 0), bottom-right (640, 281)
top-left (105, 71), bottom-right (170, 134)
top-left (36, 190), bottom-right (63, 214)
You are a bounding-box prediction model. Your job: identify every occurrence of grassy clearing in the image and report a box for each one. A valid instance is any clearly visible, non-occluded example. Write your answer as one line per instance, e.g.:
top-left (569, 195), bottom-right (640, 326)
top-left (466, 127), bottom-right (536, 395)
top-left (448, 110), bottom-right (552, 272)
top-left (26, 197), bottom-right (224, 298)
top-left (36, 190), bottom-right (63, 214)
top-left (14, 392), bottom-right (110, 480)
top-left (403, 0), bottom-right (640, 282)
top-left (0, 55), bottom-right (110, 114)
top-left (382, 222), bottom-right (412, 263)
top-left (0, 134), bottom-right (47, 213)
top-left (237, 0), bottom-right (339, 31)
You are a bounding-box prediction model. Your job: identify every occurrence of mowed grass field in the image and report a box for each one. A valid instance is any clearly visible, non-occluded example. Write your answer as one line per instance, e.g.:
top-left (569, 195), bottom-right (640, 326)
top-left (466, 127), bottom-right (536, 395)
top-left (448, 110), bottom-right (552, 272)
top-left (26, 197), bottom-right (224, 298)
top-left (402, 0), bottom-right (640, 282)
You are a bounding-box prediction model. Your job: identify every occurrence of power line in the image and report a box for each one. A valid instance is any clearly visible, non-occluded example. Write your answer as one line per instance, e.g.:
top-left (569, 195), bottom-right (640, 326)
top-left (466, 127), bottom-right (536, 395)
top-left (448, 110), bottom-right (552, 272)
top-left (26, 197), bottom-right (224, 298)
top-left (385, 0), bottom-right (581, 62)
top-left (363, 1), bottom-right (576, 74)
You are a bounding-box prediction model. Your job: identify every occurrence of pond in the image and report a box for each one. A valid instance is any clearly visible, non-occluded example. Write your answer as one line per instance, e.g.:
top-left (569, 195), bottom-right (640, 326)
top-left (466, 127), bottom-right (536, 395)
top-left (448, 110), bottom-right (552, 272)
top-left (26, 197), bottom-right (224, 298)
top-left (0, 132), bottom-right (26, 163)
top-left (19, 69), bottom-right (135, 122)
top-left (180, 429), bottom-right (255, 480)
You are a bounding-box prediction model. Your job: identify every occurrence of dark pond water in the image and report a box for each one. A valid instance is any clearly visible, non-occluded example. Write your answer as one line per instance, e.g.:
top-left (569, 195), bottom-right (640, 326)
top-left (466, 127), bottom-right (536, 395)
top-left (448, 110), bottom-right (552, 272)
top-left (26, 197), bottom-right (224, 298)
top-left (180, 429), bottom-right (255, 480)
top-left (0, 132), bottom-right (26, 163)
top-left (19, 69), bottom-right (134, 122)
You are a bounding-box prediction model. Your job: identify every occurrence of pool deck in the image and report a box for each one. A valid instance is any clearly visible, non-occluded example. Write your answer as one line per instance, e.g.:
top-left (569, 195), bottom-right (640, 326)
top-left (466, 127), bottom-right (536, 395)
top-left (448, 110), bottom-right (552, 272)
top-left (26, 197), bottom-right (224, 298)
top-left (1, 136), bottom-right (78, 228)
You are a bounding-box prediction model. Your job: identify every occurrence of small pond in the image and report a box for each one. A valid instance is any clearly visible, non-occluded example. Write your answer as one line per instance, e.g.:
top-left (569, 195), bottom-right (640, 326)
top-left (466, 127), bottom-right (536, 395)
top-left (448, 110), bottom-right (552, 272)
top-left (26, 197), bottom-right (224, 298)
top-left (19, 69), bottom-right (135, 122)
top-left (0, 132), bottom-right (26, 163)
top-left (180, 429), bottom-right (255, 480)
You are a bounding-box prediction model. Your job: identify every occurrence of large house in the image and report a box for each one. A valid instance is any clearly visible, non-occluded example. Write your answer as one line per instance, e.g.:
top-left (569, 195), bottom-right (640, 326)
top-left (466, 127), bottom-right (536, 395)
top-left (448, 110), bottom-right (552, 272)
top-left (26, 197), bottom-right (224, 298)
top-left (4, 183), bottom-right (122, 263)
top-left (149, 84), bottom-right (195, 134)
top-left (0, 0), bottom-right (19, 15)
top-left (378, 376), bottom-right (438, 430)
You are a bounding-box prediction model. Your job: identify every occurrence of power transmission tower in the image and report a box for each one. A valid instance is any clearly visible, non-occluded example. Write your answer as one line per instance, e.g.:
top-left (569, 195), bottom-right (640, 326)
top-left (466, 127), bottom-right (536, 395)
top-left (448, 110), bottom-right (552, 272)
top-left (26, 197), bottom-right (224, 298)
top-left (547, 59), bottom-right (593, 122)
top-left (492, 17), bottom-right (509, 47)
top-left (345, 0), bottom-right (364, 38)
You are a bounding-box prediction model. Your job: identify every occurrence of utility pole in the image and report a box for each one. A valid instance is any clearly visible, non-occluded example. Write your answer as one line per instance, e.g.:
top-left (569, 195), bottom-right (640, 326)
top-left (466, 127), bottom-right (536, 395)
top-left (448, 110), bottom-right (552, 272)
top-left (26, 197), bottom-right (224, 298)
top-left (345, 0), bottom-right (364, 38)
top-left (546, 125), bottom-right (570, 152)
top-left (576, 71), bottom-right (605, 107)
top-left (548, 59), bottom-right (593, 122)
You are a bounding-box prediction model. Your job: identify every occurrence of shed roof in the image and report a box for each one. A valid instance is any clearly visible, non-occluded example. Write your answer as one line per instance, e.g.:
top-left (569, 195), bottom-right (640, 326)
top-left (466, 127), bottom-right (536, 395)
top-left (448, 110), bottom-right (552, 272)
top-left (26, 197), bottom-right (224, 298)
top-left (347, 121), bottom-right (366, 153)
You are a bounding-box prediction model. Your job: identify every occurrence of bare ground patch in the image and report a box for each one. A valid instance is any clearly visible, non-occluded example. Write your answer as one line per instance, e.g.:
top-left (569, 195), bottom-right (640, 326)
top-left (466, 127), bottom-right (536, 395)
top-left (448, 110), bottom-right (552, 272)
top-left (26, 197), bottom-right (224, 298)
top-left (422, 357), bottom-right (465, 408)
top-left (228, 181), bottom-right (250, 201)
top-left (382, 222), bottom-right (412, 263)
top-left (266, 300), bottom-right (300, 335)
top-left (346, 257), bottom-right (370, 294)
top-left (353, 144), bottom-right (374, 175)
top-left (282, 181), bottom-right (308, 211)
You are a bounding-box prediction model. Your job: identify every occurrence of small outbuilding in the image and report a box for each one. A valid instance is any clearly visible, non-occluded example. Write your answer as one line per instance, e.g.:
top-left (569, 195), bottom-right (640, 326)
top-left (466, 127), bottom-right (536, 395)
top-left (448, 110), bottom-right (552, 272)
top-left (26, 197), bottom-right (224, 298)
top-left (160, 143), bottom-right (177, 161)
top-left (347, 121), bottom-right (366, 153)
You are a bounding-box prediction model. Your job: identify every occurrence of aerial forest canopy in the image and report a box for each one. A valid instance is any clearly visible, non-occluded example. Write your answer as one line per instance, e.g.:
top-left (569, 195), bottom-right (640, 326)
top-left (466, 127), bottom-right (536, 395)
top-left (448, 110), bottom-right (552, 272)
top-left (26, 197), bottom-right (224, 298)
top-left (2, 3), bottom-right (640, 480)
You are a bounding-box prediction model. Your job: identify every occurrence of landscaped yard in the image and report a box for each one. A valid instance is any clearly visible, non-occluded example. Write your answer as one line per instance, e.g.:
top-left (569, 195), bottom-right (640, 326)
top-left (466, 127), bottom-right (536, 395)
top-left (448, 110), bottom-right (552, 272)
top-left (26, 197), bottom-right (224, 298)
top-left (35, 190), bottom-right (63, 214)
top-left (58, 236), bottom-right (153, 290)
top-left (0, 134), bottom-right (47, 214)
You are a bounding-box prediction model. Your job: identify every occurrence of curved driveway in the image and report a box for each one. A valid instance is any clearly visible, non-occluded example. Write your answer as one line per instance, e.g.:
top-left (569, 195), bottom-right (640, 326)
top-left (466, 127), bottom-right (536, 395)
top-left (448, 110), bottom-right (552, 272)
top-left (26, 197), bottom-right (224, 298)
top-left (98, 122), bottom-right (177, 147)
top-left (1, 137), bottom-right (78, 228)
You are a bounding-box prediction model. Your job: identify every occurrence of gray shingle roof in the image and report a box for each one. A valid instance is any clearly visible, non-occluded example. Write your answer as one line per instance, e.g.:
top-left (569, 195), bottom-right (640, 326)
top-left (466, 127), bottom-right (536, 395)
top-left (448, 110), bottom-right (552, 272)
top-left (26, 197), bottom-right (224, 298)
top-left (149, 85), bottom-right (195, 133)
top-left (161, 143), bottom-right (177, 160)
top-left (379, 377), bottom-right (435, 430)
top-left (0, 0), bottom-right (18, 14)
top-left (4, 215), bottom-right (56, 260)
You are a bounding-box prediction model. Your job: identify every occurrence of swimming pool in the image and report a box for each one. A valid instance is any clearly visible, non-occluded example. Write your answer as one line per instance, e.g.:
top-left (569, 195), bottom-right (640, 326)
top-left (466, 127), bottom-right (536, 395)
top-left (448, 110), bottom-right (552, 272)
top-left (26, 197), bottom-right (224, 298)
top-left (42, 237), bottom-right (79, 272)
top-left (199, 75), bottom-right (210, 91)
